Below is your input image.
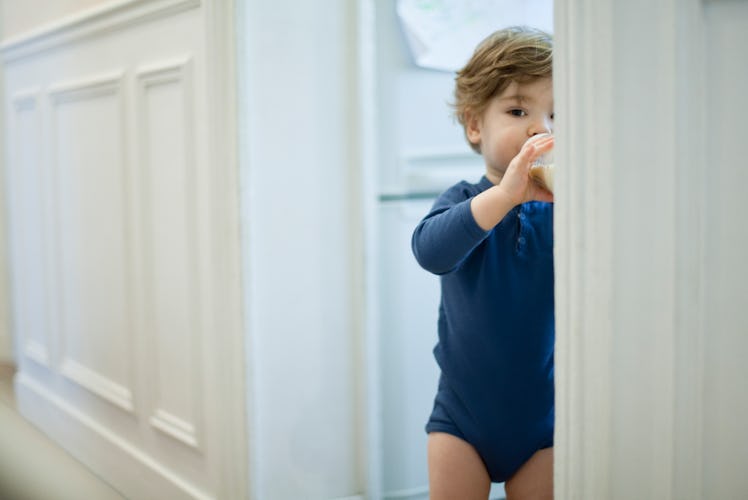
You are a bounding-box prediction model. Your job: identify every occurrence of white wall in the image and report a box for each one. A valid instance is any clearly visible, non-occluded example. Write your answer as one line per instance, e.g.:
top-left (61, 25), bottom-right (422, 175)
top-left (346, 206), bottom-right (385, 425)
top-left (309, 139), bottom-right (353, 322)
top-left (237, 1), bottom-right (365, 498)
top-left (0, 0), bottom-right (108, 39)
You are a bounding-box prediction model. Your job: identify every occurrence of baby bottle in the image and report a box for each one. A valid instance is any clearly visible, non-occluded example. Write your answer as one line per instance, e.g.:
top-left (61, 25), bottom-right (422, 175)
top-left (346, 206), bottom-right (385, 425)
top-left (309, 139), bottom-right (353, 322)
top-left (526, 133), bottom-right (555, 193)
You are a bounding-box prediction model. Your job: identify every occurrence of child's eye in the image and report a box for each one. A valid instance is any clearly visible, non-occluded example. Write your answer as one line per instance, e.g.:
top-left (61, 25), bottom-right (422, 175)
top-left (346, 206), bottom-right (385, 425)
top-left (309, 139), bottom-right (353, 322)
top-left (509, 109), bottom-right (527, 117)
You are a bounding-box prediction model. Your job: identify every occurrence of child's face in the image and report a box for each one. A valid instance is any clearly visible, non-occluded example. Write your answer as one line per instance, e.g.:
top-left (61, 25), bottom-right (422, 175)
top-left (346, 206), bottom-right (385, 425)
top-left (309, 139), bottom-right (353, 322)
top-left (467, 77), bottom-right (554, 182)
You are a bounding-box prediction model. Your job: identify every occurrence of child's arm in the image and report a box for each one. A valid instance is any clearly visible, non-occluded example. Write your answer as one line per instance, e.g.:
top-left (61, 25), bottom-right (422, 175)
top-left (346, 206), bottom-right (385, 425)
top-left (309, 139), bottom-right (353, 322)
top-left (412, 192), bottom-right (489, 275)
top-left (412, 136), bottom-right (554, 274)
top-left (471, 135), bottom-right (554, 230)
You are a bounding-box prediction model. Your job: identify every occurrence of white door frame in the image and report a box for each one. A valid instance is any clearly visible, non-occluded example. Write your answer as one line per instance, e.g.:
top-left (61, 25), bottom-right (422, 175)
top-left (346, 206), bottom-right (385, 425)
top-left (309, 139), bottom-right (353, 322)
top-left (203, 0), bottom-right (250, 497)
top-left (553, 0), bottom-right (711, 498)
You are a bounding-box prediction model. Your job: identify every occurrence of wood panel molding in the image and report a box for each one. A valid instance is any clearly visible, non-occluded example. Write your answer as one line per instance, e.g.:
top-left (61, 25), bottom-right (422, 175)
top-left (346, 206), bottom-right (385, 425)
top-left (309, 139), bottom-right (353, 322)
top-left (150, 409), bottom-right (199, 449)
top-left (8, 89), bottom-right (51, 370)
top-left (49, 70), bottom-right (136, 415)
top-left (48, 70), bottom-right (125, 103)
top-left (3, 0), bottom-right (248, 497)
top-left (60, 358), bottom-right (135, 413)
top-left (24, 340), bottom-right (50, 368)
top-left (0, 0), bottom-right (201, 63)
top-left (11, 88), bottom-right (41, 110)
top-left (135, 55), bottom-right (203, 452)
top-left (16, 372), bottom-right (213, 500)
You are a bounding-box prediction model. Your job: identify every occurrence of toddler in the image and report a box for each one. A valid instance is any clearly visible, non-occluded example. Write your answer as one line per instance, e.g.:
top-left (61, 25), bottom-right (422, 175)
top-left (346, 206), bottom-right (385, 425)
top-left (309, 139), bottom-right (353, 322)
top-left (411, 26), bottom-right (555, 500)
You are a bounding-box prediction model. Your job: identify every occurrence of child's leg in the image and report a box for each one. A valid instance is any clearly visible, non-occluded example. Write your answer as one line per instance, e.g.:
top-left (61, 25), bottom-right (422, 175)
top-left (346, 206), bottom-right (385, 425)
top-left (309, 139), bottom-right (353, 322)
top-left (428, 432), bottom-right (491, 500)
top-left (504, 447), bottom-right (553, 500)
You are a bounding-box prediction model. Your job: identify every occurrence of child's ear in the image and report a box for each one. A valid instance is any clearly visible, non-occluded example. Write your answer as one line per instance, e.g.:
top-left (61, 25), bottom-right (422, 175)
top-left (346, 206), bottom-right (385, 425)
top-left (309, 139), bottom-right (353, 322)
top-left (465, 111), bottom-right (482, 146)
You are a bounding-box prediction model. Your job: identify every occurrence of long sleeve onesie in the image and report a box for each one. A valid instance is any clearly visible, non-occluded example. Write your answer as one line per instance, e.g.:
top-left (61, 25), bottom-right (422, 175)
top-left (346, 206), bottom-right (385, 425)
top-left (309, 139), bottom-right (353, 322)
top-left (412, 175), bottom-right (555, 482)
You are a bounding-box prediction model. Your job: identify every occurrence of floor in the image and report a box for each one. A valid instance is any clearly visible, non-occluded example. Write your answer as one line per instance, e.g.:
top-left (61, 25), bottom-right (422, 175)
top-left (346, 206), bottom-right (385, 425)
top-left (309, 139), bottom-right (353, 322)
top-left (0, 364), bottom-right (126, 500)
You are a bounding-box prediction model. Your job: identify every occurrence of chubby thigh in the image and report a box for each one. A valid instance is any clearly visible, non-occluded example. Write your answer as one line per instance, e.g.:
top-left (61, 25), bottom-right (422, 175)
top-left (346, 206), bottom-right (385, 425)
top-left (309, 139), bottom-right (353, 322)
top-left (427, 432), bottom-right (553, 500)
top-left (504, 447), bottom-right (553, 500)
top-left (427, 432), bottom-right (491, 500)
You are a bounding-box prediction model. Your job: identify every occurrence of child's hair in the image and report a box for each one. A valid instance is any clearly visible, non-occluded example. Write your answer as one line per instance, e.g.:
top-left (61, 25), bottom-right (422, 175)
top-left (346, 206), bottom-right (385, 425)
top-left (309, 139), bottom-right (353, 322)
top-left (453, 26), bottom-right (553, 153)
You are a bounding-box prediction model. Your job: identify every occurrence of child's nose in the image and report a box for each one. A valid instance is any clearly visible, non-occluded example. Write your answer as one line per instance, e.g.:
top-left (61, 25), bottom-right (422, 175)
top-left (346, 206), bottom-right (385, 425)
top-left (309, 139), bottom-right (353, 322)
top-left (529, 116), bottom-right (553, 136)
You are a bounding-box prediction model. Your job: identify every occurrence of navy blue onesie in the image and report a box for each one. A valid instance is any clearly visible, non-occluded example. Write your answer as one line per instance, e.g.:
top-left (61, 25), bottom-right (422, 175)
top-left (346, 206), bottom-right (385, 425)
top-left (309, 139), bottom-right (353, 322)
top-left (411, 175), bottom-right (554, 483)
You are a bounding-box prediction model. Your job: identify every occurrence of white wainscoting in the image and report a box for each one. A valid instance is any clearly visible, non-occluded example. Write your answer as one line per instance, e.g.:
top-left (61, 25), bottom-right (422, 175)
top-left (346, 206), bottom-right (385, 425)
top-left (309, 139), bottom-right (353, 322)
top-left (2, 1), bottom-right (246, 498)
top-left (50, 69), bottom-right (136, 416)
top-left (7, 87), bottom-right (50, 369)
top-left (135, 56), bottom-right (203, 453)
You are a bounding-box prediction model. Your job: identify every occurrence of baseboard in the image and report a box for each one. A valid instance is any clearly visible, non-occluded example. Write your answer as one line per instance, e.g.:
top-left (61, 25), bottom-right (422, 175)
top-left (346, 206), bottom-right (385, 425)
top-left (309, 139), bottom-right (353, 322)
top-left (383, 485), bottom-right (429, 499)
top-left (15, 372), bottom-right (214, 500)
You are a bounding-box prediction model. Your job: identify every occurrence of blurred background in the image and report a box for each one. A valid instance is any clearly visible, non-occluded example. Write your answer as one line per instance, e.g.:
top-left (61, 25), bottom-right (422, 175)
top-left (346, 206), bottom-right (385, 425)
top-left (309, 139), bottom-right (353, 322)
top-left (0, 1), bottom-right (551, 499)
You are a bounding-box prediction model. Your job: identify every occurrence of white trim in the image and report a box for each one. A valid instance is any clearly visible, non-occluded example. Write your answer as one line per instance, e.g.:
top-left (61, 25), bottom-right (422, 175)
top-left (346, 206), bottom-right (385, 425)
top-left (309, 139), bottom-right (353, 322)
top-left (638, 5), bottom-right (679, 498)
top-left (6, 89), bottom-right (51, 372)
top-left (16, 372), bottom-right (213, 500)
top-left (383, 485), bottom-right (428, 500)
top-left (233, 0), bottom-right (260, 495)
top-left (48, 71), bottom-right (125, 101)
top-left (11, 88), bottom-right (41, 110)
top-left (23, 340), bottom-right (50, 367)
top-left (150, 409), bottom-right (199, 449)
top-left (202, 0), bottom-right (249, 498)
top-left (135, 56), bottom-right (193, 83)
top-left (47, 69), bottom-right (137, 417)
top-left (134, 54), bottom-right (205, 454)
top-left (553, 0), bottom-right (614, 498)
top-left (356, 0), bottom-right (383, 499)
top-left (60, 358), bottom-right (134, 413)
top-left (672, 1), bottom-right (706, 498)
top-left (0, 0), bottom-right (201, 63)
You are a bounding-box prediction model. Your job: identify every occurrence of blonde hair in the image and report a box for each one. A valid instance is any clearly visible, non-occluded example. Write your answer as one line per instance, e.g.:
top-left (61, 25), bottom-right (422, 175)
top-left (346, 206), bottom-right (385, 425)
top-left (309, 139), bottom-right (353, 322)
top-left (453, 26), bottom-right (553, 153)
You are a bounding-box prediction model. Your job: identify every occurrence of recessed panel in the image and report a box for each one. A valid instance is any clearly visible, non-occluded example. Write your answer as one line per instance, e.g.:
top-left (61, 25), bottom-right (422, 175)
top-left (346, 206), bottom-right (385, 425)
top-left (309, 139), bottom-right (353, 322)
top-left (7, 92), bottom-right (50, 367)
top-left (51, 74), bottom-right (134, 411)
top-left (137, 59), bottom-right (201, 448)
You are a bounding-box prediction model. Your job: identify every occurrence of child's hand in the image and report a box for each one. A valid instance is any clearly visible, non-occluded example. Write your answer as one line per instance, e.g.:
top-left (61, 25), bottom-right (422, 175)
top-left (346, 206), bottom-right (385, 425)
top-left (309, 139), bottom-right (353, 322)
top-left (498, 134), bottom-right (555, 205)
top-left (470, 134), bottom-right (554, 231)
